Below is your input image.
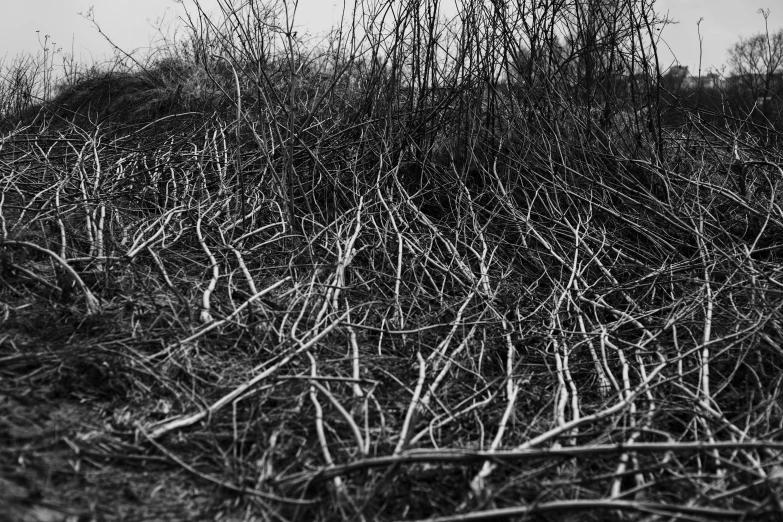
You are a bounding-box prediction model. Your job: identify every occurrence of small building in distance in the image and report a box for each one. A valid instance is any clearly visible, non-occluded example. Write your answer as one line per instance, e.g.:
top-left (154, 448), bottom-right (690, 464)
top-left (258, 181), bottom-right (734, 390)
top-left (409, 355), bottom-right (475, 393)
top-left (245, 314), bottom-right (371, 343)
top-left (663, 65), bottom-right (727, 91)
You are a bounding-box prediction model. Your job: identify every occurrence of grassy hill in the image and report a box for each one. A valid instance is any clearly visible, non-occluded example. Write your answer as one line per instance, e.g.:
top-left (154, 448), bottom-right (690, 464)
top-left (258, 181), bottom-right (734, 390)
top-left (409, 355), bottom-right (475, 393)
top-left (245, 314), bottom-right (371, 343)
top-left (2, 1), bottom-right (783, 520)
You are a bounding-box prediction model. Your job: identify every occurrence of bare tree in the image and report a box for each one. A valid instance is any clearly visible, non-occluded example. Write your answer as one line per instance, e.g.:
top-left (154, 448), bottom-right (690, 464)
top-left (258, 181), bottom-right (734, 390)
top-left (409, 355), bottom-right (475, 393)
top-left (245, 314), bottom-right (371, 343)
top-left (727, 9), bottom-right (783, 105)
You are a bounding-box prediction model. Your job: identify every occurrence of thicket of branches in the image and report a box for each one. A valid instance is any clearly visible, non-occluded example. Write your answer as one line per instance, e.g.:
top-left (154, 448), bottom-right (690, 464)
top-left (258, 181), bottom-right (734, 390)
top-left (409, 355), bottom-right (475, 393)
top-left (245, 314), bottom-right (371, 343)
top-left (2, 0), bottom-right (783, 520)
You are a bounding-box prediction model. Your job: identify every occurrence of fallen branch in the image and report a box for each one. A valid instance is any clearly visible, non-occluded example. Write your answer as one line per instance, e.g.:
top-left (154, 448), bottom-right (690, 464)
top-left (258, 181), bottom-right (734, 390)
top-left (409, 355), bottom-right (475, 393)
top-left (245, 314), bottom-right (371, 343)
top-left (147, 307), bottom-right (353, 439)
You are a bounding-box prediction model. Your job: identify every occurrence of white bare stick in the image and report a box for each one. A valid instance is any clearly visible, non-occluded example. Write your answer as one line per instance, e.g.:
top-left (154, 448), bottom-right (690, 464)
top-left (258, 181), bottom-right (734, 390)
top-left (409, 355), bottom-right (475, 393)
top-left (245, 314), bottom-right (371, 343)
top-left (310, 379), bottom-right (366, 457)
top-left (402, 236), bottom-right (469, 288)
top-left (312, 200), bottom-right (364, 328)
top-left (503, 318), bottom-right (516, 399)
top-left (572, 281), bottom-right (611, 396)
top-left (427, 290), bottom-right (476, 365)
top-left (599, 329), bottom-right (621, 395)
top-left (419, 324), bottom-right (477, 424)
top-left (394, 173), bottom-right (474, 284)
top-left (458, 179), bottom-right (493, 297)
top-left (147, 247), bottom-right (177, 294)
top-left (377, 185), bottom-right (405, 329)
top-left (228, 245), bottom-right (266, 312)
top-left (331, 198), bottom-right (364, 312)
top-left (395, 351), bottom-right (427, 455)
top-left (308, 354), bottom-right (336, 462)
top-left (345, 305), bottom-right (364, 401)
top-left (695, 212), bottom-right (724, 484)
top-left (91, 137), bottom-right (105, 266)
top-left (467, 315), bottom-right (521, 501)
top-left (552, 337), bottom-right (569, 434)
top-left (669, 380), bottom-right (769, 478)
top-left (516, 354), bottom-right (671, 451)
top-left (2, 240), bottom-right (100, 315)
top-left (700, 260), bottom-right (714, 405)
top-left (231, 221), bottom-right (286, 245)
top-left (0, 192), bottom-right (6, 239)
top-left (607, 334), bottom-right (637, 498)
top-left (196, 211), bottom-right (218, 323)
top-left (95, 203), bottom-right (106, 265)
top-left (54, 183), bottom-right (67, 258)
top-left (125, 207), bottom-right (184, 260)
top-left (307, 352), bottom-right (347, 493)
top-left (77, 163), bottom-right (96, 257)
top-left (409, 390), bottom-right (499, 447)
top-left (469, 383), bottom-right (520, 502)
top-left (148, 308), bottom-right (351, 439)
top-left (173, 277), bottom-right (290, 347)
top-left (562, 343), bottom-right (580, 439)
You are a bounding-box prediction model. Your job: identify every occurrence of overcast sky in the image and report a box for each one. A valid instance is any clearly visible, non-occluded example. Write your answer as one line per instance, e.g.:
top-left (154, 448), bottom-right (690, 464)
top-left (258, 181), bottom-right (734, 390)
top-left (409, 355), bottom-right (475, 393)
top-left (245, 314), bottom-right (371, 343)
top-left (0, 1), bottom-right (780, 76)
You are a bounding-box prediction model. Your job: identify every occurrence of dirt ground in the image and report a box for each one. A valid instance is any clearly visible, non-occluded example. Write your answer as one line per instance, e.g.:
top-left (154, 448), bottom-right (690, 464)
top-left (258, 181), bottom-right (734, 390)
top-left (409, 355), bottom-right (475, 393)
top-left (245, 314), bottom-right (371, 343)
top-left (0, 300), bottom-right (254, 522)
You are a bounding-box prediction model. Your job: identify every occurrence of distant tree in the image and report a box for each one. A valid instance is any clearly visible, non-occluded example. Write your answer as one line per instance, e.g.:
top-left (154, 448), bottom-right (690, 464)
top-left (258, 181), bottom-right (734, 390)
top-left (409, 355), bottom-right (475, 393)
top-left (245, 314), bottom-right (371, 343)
top-left (662, 65), bottom-right (690, 92)
top-left (727, 9), bottom-right (783, 104)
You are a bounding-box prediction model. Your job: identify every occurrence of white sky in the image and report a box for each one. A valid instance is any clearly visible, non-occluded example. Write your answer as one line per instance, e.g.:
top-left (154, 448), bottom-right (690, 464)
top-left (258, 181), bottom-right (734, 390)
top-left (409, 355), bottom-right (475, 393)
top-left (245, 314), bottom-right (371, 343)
top-left (656, 0), bottom-right (782, 73)
top-left (0, 1), bottom-right (780, 76)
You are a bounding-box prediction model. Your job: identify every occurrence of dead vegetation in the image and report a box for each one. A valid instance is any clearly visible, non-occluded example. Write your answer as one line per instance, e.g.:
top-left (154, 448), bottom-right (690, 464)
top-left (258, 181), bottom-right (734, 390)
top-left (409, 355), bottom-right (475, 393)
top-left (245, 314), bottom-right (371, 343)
top-left (2, 0), bottom-right (783, 520)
